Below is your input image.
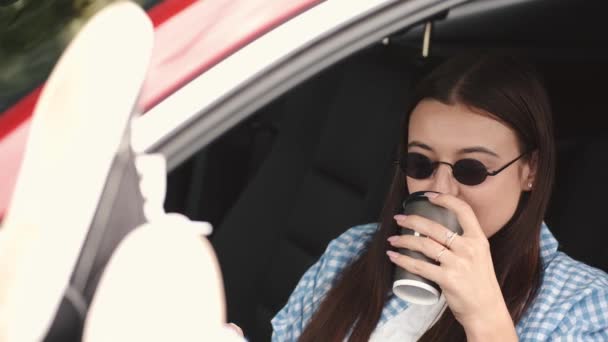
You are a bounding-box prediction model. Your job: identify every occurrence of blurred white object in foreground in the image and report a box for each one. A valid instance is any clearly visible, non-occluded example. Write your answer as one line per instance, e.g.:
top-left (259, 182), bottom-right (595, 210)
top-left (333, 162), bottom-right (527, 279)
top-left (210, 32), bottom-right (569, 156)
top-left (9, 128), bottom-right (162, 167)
top-left (83, 154), bottom-right (242, 342)
top-left (0, 1), bottom-right (242, 341)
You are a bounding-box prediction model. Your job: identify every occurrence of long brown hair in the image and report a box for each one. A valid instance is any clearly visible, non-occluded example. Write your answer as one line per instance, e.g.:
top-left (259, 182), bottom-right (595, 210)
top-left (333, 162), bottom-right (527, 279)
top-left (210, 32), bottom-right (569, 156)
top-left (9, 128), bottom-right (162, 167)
top-left (298, 52), bottom-right (556, 341)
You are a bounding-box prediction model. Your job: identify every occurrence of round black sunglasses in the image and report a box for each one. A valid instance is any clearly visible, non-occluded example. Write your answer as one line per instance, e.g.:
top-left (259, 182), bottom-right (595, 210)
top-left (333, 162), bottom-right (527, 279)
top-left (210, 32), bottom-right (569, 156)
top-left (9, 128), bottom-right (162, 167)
top-left (396, 152), bottom-right (528, 186)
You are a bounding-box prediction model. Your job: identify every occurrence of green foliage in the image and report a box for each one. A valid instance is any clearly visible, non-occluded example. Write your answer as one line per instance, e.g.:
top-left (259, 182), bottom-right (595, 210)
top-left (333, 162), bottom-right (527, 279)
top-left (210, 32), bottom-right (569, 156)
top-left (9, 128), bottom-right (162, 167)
top-left (0, 0), bottom-right (154, 112)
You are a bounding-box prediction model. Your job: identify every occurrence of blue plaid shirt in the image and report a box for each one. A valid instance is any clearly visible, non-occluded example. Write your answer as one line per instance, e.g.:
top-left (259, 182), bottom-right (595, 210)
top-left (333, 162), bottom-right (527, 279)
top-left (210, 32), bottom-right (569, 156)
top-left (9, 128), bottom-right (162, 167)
top-left (271, 223), bottom-right (608, 341)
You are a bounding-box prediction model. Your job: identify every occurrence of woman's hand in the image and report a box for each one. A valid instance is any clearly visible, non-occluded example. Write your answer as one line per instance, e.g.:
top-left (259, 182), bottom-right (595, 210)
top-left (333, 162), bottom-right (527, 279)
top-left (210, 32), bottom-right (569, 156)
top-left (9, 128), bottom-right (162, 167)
top-left (386, 192), bottom-right (517, 341)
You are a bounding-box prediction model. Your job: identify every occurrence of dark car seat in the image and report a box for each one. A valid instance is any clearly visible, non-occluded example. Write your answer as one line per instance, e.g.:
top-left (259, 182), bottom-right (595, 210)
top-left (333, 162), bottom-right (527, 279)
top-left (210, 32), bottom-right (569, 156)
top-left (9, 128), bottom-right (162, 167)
top-left (545, 138), bottom-right (608, 272)
top-left (211, 45), bottom-right (417, 341)
top-left (540, 59), bottom-right (608, 273)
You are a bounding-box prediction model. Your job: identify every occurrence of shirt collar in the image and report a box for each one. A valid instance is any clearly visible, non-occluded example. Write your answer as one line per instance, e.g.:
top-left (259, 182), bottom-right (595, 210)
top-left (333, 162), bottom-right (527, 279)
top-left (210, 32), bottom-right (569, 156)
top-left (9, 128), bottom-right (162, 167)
top-left (540, 221), bottom-right (559, 266)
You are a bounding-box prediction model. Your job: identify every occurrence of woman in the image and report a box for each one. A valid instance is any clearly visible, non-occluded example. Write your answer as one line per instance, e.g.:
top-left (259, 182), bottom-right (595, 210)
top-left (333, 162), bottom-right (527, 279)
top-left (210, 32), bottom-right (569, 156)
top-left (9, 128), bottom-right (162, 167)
top-left (270, 52), bottom-right (608, 341)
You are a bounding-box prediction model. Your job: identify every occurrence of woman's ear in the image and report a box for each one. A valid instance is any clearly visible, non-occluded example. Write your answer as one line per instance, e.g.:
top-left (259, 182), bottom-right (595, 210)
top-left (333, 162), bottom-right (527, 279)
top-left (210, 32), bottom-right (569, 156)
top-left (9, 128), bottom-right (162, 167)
top-left (521, 150), bottom-right (538, 191)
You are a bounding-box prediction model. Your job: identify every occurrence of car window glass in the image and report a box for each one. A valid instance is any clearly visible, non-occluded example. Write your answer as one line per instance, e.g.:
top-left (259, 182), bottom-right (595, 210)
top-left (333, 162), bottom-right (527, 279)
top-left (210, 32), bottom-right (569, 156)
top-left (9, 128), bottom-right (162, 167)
top-left (0, 0), bottom-right (161, 113)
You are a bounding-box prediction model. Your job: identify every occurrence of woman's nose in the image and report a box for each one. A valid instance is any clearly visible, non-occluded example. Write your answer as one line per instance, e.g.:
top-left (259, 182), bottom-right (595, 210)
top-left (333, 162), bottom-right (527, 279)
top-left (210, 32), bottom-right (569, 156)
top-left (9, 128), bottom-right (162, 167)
top-left (428, 164), bottom-right (459, 195)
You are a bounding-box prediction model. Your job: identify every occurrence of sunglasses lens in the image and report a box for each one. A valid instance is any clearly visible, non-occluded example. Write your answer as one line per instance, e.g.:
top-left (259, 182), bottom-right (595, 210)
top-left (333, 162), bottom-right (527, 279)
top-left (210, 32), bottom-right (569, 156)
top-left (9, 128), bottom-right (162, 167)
top-left (453, 159), bottom-right (488, 185)
top-left (401, 153), bottom-right (435, 179)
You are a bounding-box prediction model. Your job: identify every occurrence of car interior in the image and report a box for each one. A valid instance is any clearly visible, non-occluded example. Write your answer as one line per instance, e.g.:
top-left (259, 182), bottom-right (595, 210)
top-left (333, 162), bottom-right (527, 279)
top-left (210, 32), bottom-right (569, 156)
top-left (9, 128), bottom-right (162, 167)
top-left (163, 0), bottom-right (608, 340)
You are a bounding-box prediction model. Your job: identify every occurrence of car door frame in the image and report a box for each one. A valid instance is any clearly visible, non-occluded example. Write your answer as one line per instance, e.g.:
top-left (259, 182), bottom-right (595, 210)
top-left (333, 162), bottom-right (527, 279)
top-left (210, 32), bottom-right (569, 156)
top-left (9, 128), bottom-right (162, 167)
top-left (133, 0), bottom-right (469, 170)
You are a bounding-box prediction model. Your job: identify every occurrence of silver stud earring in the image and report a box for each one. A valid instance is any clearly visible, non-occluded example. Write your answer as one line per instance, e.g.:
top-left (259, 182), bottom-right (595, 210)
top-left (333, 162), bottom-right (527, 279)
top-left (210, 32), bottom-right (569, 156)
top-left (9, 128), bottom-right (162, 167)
top-left (528, 182), bottom-right (533, 188)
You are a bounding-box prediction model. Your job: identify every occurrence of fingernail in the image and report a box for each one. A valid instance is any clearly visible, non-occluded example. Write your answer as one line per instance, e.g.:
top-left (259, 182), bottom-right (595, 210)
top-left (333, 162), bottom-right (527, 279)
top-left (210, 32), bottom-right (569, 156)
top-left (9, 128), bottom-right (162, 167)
top-left (386, 250), bottom-right (399, 258)
top-left (424, 192), bottom-right (438, 199)
top-left (393, 214), bottom-right (407, 220)
top-left (387, 236), bottom-right (398, 243)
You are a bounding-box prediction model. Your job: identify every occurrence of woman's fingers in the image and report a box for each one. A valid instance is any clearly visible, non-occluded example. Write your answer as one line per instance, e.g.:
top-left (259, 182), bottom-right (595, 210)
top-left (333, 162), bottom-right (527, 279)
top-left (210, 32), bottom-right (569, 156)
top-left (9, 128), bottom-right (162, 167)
top-left (394, 214), bottom-right (463, 252)
top-left (388, 234), bottom-right (455, 266)
top-left (424, 192), bottom-right (485, 238)
top-left (386, 250), bottom-right (443, 284)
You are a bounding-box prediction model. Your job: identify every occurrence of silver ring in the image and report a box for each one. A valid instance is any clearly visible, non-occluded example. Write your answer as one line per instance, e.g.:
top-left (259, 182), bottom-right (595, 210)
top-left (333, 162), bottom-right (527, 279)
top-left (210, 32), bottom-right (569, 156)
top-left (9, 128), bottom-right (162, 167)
top-left (446, 231), bottom-right (457, 249)
top-left (435, 247), bottom-right (447, 263)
